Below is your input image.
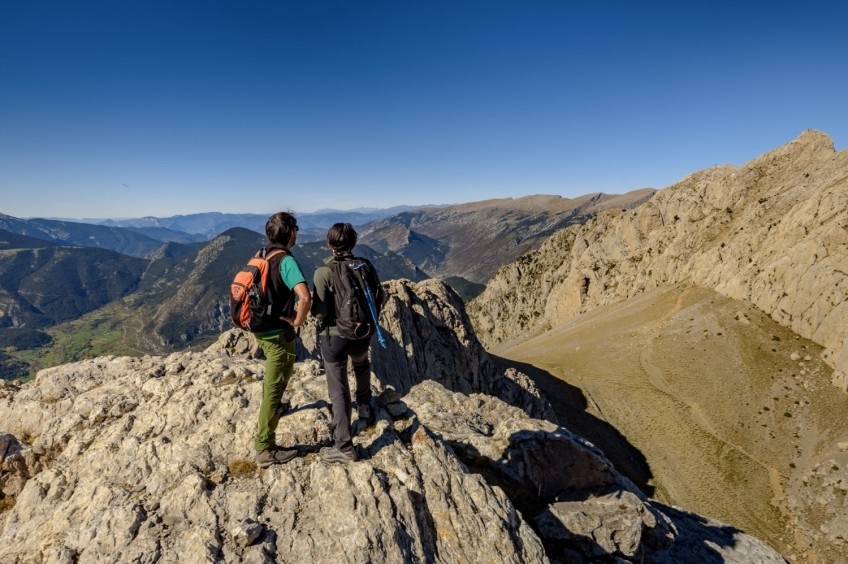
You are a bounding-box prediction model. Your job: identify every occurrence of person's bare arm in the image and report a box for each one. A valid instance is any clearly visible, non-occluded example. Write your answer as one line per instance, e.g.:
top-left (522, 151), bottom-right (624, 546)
top-left (287, 282), bottom-right (312, 328)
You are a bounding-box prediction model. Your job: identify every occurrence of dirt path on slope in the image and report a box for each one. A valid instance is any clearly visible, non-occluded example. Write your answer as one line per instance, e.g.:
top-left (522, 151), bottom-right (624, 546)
top-left (494, 283), bottom-right (848, 562)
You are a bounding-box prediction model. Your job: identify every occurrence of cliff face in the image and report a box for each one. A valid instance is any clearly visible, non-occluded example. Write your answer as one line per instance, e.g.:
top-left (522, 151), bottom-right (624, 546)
top-left (468, 130), bottom-right (848, 389)
top-left (0, 281), bottom-right (784, 563)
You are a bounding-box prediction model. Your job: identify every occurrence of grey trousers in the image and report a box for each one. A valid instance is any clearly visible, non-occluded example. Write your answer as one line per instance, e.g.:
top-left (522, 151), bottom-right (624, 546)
top-left (320, 335), bottom-right (371, 450)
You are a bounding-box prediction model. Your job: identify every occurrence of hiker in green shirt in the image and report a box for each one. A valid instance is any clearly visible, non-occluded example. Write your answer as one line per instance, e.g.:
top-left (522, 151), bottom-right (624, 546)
top-left (253, 212), bottom-right (311, 468)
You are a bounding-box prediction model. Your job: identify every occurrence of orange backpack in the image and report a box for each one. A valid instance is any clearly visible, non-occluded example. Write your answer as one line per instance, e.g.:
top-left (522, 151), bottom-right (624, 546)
top-left (229, 248), bottom-right (290, 332)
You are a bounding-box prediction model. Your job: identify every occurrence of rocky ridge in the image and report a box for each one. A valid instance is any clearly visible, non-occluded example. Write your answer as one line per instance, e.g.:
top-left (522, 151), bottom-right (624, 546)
top-left (468, 130), bottom-right (848, 390)
top-left (0, 280), bottom-right (784, 562)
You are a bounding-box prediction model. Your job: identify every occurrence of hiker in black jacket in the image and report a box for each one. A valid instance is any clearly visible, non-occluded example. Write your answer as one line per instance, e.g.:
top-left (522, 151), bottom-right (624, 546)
top-left (311, 223), bottom-right (379, 463)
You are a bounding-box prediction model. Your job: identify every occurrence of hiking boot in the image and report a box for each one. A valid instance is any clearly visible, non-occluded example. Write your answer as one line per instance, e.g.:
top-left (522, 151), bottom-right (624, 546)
top-left (276, 400), bottom-right (291, 418)
top-left (319, 446), bottom-right (357, 464)
top-left (256, 446), bottom-right (297, 468)
top-left (357, 403), bottom-right (375, 427)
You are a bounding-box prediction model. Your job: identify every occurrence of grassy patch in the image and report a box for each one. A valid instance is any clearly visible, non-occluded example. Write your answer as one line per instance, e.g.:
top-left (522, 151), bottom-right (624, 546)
top-left (216, 373), bottom-right (242, 387)
top-left (16, 428), bottom-right (35, 444)
top-left (228, 458), bottom-right (257, 477)
top-left (0, 496), bottom-right (16, 513)
top-left (7, 299), bottom-right (149, 378)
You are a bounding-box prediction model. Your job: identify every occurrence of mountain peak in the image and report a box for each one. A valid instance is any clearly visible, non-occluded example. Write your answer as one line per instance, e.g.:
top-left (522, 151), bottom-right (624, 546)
top-left (470, 131), bottom-right (848, 386)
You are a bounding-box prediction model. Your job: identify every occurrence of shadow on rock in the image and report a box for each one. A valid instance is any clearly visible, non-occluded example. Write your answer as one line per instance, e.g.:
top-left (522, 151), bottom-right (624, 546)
top-left (650, 503), bottom-right (766, 563)
top-left (490, 354), bottom-right (655, 497)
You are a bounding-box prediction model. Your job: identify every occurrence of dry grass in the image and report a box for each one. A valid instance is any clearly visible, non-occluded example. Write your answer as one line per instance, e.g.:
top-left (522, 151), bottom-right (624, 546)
top-left (16, 428), bottom-right (35, 445)
top-left (0, 496), bottom-right (15, 513)
top-left (228, 458), bottom-right (257, 477)
top-left (496, 282), bottom-right (848, 561)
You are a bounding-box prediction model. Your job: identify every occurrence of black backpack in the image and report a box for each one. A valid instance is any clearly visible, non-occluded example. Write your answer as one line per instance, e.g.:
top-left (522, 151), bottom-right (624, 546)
top-left (230, 247), bottom-right (295, 337)
top-left (328, 257), bottom-right (385, 341)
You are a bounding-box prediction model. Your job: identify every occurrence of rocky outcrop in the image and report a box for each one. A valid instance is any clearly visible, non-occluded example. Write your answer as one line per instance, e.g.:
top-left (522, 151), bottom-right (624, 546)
top-left (468, 130), bottom-right (848, 389)
top-left (0, 280), bottom-right (785, 562)
top-left (297, 278), bottom-right (556, 422)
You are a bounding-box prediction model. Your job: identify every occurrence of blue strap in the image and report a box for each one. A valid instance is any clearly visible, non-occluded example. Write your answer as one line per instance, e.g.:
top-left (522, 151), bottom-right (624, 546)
top-left (351, 262), bottom-right (387, 349)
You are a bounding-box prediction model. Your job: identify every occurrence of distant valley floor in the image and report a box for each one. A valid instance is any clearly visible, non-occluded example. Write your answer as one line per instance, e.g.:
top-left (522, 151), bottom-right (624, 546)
top-left (494, 283), bottom-right (848, 562)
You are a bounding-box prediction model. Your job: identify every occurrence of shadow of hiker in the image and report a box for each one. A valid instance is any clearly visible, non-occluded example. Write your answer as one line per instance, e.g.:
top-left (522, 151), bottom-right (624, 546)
top-left (490, 354), bottom-right (655, 497)
top-left (649, 502), bottom-right (758, 563)
top-left (350, 397), bottom-right (415, 462)
top-left (284, 399), bottom-right (328, 416)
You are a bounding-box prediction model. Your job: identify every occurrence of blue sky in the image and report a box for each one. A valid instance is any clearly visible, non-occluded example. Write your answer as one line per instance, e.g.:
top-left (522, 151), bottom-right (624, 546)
top-left (1, 1), bottom-right (846, 219)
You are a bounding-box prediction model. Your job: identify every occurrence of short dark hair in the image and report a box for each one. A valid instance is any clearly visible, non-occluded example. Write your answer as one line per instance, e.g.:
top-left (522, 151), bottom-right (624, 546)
top-left (266, 212), bottom-right (298, 246)
top-left (327, 222), bottom-right (357, 252)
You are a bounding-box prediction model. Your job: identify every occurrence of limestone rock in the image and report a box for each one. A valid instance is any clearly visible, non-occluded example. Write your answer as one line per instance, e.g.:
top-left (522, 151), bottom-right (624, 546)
top-left (469, 130), bottom-right (848, 388)
top-left (0, 434), bottom-right (37, 499)
top-left (232, 518), bottom-right (263, 547)
top-left (0, 354), bottom-right (785, 563)
top-left (207, 328), bottom-right (263, 359)
top-left (0, 279), bottom-right (785, 562)
top-left (535, 490), bottom-right (661, 559)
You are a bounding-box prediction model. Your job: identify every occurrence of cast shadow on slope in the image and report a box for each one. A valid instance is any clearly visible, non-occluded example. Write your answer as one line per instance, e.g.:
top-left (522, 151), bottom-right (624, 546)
top-left (490, 355), bottom-right (655, 497)
top-left (348, 395), bottom-right (752, 563)
top-left (652, 503), bottom-right (753, 564)
top-left (346, 403), bottom-right (620, 561)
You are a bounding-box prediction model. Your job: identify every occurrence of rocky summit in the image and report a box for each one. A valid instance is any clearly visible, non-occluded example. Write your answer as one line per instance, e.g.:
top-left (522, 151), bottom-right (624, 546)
top-left (0, 280), bottom-right (785, 562)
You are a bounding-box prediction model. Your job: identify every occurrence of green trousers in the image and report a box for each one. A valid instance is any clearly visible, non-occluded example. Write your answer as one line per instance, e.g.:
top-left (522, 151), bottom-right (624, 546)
top-left (254, 331), bottom-right (296, 452)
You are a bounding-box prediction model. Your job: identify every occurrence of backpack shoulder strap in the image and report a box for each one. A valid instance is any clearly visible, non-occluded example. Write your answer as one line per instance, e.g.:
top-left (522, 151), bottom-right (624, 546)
top-left (257, 246), bottom-right (287, 259)
top-left (265, 249), bottom-right (286, 261)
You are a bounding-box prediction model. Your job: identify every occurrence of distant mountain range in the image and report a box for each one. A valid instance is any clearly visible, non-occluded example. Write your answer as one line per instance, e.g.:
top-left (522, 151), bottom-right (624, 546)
top-left (0, 193), bottom-right (651, 378)
top-left (75, 207), bottom-right (433, 240)
top-left (0, 213), bottom-right (167, 257)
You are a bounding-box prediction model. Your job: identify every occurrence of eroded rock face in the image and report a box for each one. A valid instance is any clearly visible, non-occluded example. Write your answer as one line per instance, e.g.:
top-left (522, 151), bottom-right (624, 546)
top-left (468, 130), bottom-right (848, 388)
top-left (0, 280), bottom-right (786, 562)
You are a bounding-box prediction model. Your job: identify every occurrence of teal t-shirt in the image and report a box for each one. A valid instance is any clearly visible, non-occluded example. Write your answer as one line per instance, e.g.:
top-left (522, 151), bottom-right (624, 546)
top-left (255, 254), bottom-right (305, 338)
top-left (280, 255), bottom-right (306, 289)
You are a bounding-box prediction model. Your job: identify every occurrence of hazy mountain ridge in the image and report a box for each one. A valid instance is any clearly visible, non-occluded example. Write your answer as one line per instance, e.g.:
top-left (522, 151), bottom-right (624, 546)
top-left (359, 190), bottom-right (656, 284)
top-left (469, 130), bottom-right (848, 389)
top-left (0, 227), bottom-right (426, 376)
top-left (3, 190), bottom-right (630, 371)
top-left (0, 244), bottom-right (148, 334)
top-left (0, 280), bottom-right (785, 562)
top-left (125, 226), bottom-right (208, 245)
top-left (90, 208), bottom-right (425, 239)
top-left (8, 207), bottom-right (417, 251)
top-left (0, 215), bottom-right (164, 258)
top-left (0, 229), bottom-right (58, 251)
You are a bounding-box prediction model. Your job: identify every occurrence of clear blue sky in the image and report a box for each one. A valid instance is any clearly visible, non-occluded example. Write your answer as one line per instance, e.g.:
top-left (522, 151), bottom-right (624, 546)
top-left (1, 0), bottom-right (846, 219)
